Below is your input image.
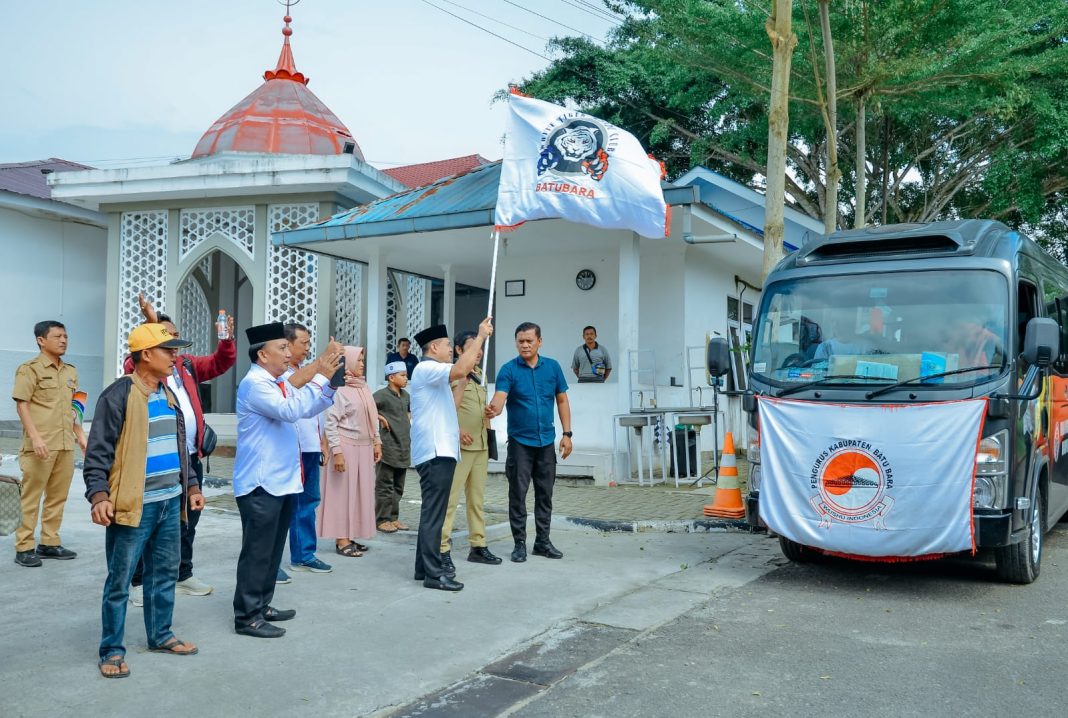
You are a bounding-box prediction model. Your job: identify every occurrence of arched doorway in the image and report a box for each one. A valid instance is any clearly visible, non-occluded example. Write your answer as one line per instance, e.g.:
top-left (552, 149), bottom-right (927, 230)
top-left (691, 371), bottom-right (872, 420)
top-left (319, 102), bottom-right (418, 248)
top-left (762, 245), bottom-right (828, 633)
top-left (175, 250), bottom-right (252, 413)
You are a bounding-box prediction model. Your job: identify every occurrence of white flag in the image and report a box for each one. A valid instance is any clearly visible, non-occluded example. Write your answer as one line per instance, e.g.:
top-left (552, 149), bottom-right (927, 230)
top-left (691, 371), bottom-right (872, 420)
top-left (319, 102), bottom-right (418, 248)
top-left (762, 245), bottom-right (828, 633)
top-left (758, 397), bottom-right (986, 558)
top-left (495, 91), bottom-right (669, 238)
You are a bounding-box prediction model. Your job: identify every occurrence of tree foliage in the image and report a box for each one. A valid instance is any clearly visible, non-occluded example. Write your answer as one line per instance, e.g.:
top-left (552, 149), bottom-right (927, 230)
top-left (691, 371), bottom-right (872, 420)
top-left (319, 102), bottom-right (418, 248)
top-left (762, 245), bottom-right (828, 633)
top-left (518, 0), bottom-right (1068, 251)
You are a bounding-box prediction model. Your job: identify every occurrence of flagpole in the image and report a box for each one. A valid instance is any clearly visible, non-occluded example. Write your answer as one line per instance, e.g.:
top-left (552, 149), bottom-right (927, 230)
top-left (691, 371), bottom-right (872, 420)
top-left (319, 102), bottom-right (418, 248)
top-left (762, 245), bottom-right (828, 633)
top-left (481, 228), bottom-right (500, 381)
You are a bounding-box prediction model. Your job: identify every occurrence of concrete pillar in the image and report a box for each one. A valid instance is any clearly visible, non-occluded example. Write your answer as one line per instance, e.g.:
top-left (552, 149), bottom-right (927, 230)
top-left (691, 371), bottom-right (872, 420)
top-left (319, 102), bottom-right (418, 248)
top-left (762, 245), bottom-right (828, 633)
top-left (365, 249), bottom-right (388, 389)
top-left (442, 264), bottom-right (456, 335)
top-left (618, 232), bottom-right (641, 413)
top-left (102, 212), bottom-right (122, 384)
top-left (252, 204), bottom-right (268, 325)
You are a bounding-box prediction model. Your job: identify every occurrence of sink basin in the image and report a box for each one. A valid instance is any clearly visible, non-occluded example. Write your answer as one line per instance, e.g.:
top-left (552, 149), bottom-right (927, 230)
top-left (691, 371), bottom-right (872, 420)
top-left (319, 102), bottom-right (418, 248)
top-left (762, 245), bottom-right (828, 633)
top-left (675, 413), bottom-right (713, 426)
top-left (618, 415), bottom-right (655, 428)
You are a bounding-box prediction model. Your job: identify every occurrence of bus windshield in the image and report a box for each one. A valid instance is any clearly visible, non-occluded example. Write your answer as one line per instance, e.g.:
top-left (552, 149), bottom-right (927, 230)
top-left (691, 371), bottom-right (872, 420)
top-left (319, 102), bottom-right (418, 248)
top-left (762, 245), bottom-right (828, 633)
top-left (751, 270), bottom-right (1009, 387)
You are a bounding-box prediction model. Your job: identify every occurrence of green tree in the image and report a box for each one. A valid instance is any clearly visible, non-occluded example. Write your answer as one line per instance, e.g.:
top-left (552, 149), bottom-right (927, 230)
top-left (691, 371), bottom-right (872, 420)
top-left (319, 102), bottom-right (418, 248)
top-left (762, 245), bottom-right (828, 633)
top-left (518, 0), bottom-right (1068, 248)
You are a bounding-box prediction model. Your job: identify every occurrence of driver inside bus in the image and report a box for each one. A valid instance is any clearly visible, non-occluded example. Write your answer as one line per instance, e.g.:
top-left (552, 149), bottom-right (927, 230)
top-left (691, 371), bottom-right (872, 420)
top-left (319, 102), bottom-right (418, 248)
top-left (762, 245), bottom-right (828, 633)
top-left (944, 312), bottom-right (1004, 368)
top-left (814, 306), bottom-right (894, 360)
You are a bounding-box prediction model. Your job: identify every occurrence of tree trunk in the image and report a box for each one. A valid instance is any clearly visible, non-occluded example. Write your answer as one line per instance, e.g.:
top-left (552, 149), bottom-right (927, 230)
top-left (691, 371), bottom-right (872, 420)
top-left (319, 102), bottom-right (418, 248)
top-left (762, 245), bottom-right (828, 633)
top-left (762, 0), bottom-right (798, 281)
top-left (819, 0), bottom-right (838, 235)
top-left (854, 94), bottom-right (867, 229)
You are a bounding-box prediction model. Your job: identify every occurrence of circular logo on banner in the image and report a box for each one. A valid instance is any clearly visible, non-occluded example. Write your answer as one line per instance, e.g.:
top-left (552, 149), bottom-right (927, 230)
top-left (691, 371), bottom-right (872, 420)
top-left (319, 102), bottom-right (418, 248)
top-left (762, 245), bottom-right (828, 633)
top-left (808, 441), bottom-right (896, 529)
top-left (818, 449), bottom-right (885, 516)
top-left (536, 113), bottom-right (619, 183)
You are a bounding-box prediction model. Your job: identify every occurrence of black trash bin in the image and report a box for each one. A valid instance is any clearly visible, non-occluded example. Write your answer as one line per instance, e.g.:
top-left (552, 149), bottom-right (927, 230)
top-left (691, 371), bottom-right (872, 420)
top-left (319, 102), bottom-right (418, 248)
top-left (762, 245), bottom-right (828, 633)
top-left (671, 426), bottom-right (698, 477)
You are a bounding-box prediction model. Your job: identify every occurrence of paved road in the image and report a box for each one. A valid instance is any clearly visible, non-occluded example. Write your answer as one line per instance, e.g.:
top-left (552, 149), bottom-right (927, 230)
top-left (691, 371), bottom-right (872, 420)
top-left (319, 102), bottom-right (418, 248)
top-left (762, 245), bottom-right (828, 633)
top-left (0, 472), bottom-right (769, 718)
top-left (401, 524), bottom-right (1068, 718)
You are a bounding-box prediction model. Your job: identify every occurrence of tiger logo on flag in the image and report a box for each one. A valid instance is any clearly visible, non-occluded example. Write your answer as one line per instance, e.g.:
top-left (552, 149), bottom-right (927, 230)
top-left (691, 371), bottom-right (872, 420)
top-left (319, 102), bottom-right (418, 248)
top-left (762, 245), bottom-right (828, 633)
top-left (537, 117), bottom-right (616, 182)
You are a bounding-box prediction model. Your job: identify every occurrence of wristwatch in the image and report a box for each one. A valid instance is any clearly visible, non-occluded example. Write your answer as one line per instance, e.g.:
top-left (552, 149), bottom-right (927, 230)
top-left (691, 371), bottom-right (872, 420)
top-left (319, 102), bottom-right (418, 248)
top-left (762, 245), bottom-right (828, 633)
top-left (562, 431), bottom-right (573, 438)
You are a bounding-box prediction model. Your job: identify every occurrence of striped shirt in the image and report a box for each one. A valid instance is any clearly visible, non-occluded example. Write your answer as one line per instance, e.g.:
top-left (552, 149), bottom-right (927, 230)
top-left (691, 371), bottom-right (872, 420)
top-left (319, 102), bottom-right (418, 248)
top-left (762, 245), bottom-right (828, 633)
top-left (144, 385), bottom-right (182, 504)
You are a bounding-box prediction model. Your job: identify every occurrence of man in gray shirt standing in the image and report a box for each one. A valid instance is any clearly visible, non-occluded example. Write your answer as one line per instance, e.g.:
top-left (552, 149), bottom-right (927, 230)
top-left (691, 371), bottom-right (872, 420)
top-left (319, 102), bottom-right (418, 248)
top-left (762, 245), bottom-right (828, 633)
top-left (571, 326), bottom-right (612, 383)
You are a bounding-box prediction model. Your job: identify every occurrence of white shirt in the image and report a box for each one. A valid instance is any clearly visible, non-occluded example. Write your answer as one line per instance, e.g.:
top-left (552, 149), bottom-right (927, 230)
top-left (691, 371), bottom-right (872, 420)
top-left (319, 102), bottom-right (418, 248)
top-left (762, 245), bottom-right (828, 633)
top-left (233, 364), bottom-right (336, 497)
top-left (167, 371), bottom-right (197, 456)
top-left (409, 359), bottom-right (459, 465)
top-left (282, 366), bottom-right (324, 453)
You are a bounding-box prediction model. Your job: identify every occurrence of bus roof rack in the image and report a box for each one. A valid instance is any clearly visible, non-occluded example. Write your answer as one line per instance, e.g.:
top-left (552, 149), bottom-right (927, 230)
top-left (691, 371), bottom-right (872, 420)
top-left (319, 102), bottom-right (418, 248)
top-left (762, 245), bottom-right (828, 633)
top-left (795, 219), bottom-right (1007, 266)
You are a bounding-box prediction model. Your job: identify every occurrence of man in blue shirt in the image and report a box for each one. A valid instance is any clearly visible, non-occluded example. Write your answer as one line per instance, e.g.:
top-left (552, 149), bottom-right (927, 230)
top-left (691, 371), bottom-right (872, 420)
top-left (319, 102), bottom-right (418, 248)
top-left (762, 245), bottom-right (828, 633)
top-left (488, 322), bottom-right (573, 563)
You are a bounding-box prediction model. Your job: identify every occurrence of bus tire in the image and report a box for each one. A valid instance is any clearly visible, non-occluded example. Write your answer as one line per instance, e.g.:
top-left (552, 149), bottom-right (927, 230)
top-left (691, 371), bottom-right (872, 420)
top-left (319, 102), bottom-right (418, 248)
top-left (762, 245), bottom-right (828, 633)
top-left (994, 485), bottom-right (1045, 584)
top-left (779, 535), bottom-right (815, 563)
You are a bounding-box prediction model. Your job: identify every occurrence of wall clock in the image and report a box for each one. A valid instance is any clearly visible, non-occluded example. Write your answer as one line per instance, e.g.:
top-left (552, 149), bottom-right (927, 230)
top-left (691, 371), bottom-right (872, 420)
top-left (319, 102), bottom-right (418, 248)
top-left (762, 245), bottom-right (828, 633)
top-left (576, 269), bottom-right (596, 291)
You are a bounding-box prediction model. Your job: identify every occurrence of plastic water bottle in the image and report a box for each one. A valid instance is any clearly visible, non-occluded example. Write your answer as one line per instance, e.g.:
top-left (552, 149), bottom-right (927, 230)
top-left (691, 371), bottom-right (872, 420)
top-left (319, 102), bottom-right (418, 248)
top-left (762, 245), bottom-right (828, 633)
top-left (216, 310), bottom-right (228, 340)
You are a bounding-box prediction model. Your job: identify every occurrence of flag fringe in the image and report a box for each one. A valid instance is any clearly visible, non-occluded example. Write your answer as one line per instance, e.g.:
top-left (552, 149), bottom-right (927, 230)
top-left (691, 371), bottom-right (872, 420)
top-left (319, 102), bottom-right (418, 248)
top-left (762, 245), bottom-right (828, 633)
top-left (819, 549), bottom-right (974, 563)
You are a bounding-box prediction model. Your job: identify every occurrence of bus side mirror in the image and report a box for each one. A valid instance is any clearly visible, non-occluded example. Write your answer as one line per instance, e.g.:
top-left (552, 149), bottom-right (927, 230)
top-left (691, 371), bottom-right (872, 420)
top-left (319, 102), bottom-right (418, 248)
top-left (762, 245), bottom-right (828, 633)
top-left (1023, 317), bottom-right (1059, 368)
top-left (707, 337), bottom-right (731, 378)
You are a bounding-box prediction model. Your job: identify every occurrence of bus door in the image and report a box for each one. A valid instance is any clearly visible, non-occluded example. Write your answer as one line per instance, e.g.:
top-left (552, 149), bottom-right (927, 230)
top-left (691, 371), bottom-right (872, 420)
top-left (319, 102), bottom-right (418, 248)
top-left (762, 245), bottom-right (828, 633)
top-left (1043, 280), bottom-right (1068, 516)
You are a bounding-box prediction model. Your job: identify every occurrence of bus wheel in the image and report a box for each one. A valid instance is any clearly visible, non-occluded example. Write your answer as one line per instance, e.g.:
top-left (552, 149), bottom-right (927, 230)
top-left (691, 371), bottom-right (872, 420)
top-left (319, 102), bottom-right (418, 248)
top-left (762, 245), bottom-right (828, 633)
top-left (779, 535), bottom-right (816, 563)
top-left (995, 486), bottom-right (1045, 584)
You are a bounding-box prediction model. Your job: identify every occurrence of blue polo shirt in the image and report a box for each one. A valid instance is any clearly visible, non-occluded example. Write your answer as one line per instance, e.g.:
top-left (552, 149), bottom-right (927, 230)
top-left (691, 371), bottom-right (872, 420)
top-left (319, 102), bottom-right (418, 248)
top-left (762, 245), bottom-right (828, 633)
top-left (495, 355), bottom-right (569, 447)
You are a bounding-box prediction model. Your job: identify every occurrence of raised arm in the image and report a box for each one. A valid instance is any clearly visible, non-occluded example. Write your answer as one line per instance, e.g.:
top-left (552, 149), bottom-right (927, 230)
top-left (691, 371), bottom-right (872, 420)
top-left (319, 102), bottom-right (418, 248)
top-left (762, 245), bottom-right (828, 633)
top-left (246, 375), bottom-right (336, 423)
top-left (449, 317), bottom-right (493, 382)
top-left (289, 338), bottom-right (344, 389)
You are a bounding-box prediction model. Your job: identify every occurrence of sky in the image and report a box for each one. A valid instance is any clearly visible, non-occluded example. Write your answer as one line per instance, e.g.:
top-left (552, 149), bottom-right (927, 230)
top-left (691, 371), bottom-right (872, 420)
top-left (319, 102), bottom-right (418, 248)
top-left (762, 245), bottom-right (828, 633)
top-left (5, 0), bottom-right (619, 169)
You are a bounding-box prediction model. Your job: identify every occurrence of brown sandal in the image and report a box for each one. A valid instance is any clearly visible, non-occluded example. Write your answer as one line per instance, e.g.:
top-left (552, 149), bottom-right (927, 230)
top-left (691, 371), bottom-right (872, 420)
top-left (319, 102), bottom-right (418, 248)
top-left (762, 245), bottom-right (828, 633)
top-left (335, 542), bottom-right (364, 557)
top-left (393, 521), bottom-right (410, 531)
top-left (149, 637), bottom-right (198, 656)
top-left (377, 522), bottom-right (397, 533)
top-left (99, 655), bottom-right (129, 679)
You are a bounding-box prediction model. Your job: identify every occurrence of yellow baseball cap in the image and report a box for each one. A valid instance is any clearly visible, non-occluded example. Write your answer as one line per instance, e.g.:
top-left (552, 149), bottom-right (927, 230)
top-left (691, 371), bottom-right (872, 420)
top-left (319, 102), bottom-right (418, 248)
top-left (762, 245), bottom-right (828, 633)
top-left (128, 323), bottom-right (192, 353)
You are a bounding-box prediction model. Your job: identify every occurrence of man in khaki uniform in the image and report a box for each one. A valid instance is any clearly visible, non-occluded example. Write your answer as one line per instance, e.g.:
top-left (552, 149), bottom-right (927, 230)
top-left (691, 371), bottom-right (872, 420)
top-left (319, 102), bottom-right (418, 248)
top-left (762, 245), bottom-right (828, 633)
top-left (12, 320), bottom-right (87, 567)
top-left (439, 331), bottom-right (502, 575)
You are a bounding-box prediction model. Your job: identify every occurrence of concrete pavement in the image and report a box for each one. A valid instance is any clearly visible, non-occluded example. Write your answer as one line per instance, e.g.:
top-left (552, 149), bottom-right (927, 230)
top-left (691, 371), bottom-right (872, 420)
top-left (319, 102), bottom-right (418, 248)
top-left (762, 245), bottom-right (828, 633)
top-left (0, 467), bottom-right (775, 718)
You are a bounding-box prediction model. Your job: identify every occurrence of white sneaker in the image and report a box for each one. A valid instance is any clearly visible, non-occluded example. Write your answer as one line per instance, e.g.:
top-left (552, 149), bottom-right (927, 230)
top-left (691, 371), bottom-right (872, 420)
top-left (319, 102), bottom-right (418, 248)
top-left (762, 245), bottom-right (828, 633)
top-left (129, 584), bottom-right (143, 607)
top-left (176, 576), bottom-right (214, 596)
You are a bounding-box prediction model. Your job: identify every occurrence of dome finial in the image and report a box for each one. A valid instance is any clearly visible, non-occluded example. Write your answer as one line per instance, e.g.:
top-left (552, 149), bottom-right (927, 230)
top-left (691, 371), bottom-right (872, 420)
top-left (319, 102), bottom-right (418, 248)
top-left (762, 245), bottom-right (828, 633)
top-left (265, 0), bottom-right (308, 85)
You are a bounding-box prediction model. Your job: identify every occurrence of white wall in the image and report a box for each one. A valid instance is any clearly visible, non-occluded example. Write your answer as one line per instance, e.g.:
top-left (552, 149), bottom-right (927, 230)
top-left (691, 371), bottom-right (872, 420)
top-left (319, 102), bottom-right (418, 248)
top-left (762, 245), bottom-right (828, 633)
top-left (0, 206), bottom-right (107, 421)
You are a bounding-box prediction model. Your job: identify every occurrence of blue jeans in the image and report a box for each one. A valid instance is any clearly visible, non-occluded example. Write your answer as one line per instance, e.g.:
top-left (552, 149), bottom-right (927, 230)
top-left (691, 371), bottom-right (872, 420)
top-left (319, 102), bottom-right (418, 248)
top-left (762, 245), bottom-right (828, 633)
top-left (288, 452), bottom-right (322, 565)
top-left (99, 496), bottom-right (180, 660)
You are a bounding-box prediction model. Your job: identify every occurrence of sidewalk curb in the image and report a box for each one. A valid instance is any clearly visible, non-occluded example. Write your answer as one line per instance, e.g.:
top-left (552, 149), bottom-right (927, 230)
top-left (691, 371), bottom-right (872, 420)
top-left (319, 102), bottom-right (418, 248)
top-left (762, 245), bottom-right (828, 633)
top-left (559, 515), bottom-right (753, 534)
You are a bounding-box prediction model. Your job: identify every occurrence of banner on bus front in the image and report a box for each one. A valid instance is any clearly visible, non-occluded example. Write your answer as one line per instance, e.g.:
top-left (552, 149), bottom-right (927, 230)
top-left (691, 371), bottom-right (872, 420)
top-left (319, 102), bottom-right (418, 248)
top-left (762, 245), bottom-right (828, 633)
top-left (758, 397), bottom-right (986, 559)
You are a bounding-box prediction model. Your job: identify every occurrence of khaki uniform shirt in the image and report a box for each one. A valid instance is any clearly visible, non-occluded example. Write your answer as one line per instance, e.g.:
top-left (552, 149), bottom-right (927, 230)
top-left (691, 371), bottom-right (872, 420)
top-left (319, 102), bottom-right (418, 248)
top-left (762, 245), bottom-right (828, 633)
top-left (12, 354), bottom-right (78, 452)
top-left (452, 371), bottom-right (488, 452)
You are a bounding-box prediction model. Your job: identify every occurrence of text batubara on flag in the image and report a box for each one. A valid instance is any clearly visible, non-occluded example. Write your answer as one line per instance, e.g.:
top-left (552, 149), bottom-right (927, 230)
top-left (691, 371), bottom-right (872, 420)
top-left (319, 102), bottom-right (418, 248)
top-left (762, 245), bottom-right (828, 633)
top-left (494, 90), bottom-right (669, 239)
top-left (758, 397), bottom-right (986, 559)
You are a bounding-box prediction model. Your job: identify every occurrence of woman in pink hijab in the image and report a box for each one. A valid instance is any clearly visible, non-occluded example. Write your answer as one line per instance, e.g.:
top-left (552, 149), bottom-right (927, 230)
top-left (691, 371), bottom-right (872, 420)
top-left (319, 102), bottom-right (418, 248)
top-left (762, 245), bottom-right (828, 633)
top-left (320, 347), bottom-right (382, 557)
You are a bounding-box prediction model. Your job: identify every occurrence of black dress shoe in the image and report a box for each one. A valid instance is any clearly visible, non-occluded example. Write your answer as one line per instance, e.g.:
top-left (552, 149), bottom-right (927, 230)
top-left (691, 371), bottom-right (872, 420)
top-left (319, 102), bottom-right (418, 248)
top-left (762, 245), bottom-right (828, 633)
top-left (36, 545), bottom-right (76, 560)
top-left (264, 606), bottom-right (296, 622)
top-left (235, 620), bottom-right (286, 638)
top-left (423, 575), bottom-right (464, 591)
top-left (532, 542), bottom-right (563, 559)
top-left (468, 546), bottom-right (502, 565)
top-left (14, 551), bottom-right (42, 568)
top-left (511, 543), bottom-right (527, 563)
top-left (440, 551), bottom-right (457, 578)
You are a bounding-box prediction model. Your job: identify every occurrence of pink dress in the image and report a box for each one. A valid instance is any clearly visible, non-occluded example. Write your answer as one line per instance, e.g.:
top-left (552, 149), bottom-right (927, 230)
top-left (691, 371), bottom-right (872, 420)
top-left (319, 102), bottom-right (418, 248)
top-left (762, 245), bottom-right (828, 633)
top-left (319, 350), bottom-right (380, 540)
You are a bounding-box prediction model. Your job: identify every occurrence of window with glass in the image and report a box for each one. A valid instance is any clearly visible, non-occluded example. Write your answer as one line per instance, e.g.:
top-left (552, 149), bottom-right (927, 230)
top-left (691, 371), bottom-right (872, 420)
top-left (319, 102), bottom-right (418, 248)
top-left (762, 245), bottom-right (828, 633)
top-left (751, 270), bottom-right (1009, 387)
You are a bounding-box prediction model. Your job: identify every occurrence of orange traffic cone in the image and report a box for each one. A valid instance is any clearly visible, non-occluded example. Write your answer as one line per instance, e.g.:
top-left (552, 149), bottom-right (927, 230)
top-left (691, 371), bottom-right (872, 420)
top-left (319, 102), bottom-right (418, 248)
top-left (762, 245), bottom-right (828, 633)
top-left (704, 431), bottom-right (746, 519)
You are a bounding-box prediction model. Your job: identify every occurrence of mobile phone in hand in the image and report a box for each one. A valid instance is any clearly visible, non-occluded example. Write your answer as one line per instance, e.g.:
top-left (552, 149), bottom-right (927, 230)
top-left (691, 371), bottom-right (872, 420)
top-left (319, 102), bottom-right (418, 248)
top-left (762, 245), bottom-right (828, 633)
top-left (330, 355), bottom-right (346, 388)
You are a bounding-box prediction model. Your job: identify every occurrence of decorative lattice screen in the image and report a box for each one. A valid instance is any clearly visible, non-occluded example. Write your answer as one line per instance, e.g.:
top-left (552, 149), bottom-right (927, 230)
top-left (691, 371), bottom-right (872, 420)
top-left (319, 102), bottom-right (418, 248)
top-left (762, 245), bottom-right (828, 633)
top-left (267, 204), bottom-right (320, 335)
top-left (177, 275), bottom-right (212, 357)
top-left (406, 275), bottom-right (430, 339)
top-left (179, 207), bottom-right (255, 260)
top-left (385, 275), bottom-right (399, 351)
top-left (118, 211), bottom-right (168, 374)
top-left (197, 253), bottom-right (214, 288)
top-left (334, 259), bottom-right (363, 345)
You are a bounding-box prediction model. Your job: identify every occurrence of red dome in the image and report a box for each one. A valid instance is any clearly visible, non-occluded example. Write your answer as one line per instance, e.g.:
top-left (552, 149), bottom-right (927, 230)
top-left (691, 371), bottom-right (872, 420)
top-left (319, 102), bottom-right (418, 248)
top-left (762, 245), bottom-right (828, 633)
top-left (191, 17), bottom-right (362, 160)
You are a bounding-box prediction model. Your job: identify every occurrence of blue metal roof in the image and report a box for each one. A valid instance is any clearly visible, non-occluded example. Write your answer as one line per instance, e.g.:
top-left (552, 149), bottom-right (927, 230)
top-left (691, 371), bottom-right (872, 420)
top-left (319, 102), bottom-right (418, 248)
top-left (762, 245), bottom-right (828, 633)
top-left (273, 160), bottom-right (696, 246)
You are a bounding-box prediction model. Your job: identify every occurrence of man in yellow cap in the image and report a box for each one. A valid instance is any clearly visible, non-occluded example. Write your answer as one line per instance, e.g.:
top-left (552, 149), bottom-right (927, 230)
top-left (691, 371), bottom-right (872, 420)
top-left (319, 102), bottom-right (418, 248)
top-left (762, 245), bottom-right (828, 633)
top-left (83, 323), bottom-right (204, 678)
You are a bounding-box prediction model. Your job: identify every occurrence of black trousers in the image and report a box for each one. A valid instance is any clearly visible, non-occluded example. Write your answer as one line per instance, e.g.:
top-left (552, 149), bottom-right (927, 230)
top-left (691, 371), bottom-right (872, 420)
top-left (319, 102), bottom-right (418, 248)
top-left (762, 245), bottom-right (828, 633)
top-left (133, 454), bottom-right (202, 587)
top-left (505, 440), bottom-right (557, 545)
top-left (233, 488), bottom-right (295, 626)
top-left (414, 457), bottom-right (456, 579)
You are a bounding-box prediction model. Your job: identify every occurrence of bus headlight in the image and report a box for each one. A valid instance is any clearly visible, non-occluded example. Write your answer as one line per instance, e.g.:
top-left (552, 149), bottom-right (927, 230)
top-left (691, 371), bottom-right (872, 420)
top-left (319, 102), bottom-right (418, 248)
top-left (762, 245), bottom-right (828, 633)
top-left (746, 430), bottom-right (761, 493)
top-left (974, 429), bottom-right (1008, 509)
top-left (748, 464), bottom-right (762, 493)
